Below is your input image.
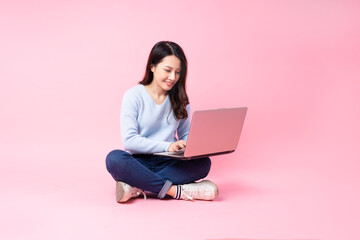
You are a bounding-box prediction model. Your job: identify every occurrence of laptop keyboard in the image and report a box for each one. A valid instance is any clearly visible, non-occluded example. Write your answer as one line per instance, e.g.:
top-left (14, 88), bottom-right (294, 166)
top-left (167, 150), bottom-right (185, 155)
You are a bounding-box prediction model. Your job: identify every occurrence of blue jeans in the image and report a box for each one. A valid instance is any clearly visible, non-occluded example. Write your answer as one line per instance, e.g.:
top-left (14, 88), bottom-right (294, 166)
top-left (105, 150), bottom-right (211, 198)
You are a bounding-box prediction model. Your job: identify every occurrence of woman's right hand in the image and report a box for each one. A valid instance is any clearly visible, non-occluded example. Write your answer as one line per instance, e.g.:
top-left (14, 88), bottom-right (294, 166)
top-left (168, 140), bottom-right (187, 152)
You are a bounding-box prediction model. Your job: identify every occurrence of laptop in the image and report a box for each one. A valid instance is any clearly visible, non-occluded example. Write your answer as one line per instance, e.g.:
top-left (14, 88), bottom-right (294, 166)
top-left (153, 107), bottom-right (247, 160)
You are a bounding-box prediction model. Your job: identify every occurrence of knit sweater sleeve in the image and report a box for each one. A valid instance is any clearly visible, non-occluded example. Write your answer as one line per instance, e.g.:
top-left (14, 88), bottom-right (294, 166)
top-left (120, 89), bottom-right (172, 154)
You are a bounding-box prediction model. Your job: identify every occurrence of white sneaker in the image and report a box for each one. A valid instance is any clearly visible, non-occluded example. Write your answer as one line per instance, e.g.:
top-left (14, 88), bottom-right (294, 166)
top-left (115, 181), bottom-right (147, 203)
top-left (180, 180), bottom-right (219, 201)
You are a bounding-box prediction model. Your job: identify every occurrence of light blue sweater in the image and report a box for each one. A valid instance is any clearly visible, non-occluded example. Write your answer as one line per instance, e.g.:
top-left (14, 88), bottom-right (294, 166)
top-left (120, 84), bottom-right (191, 154)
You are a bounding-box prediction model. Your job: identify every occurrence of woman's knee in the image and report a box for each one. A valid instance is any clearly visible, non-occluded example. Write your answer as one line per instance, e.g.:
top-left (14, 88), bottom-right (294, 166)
top-left (201, 157), bottom-right (212, 177)
top-left (105, 149), bottom-right (130, 172)
top-left (193, 157), bottom-right (211, 179)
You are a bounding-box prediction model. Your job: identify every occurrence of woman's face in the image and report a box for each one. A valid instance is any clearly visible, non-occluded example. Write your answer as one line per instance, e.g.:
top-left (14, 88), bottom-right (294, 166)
top-left (151, 55), bottom-right (181, 93)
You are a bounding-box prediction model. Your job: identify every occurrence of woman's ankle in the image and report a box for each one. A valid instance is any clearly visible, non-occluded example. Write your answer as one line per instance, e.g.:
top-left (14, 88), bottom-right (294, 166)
top-left (166, 185), bottom-right (177, 198)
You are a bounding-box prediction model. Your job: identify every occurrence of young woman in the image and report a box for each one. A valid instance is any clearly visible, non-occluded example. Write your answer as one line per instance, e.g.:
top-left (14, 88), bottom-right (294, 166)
top-left (105, 41), bottom-right (218, 203)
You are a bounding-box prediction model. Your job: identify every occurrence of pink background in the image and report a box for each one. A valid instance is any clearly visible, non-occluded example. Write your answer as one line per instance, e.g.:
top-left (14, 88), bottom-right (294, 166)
top-left (1, 0), bottom-right (359, 239)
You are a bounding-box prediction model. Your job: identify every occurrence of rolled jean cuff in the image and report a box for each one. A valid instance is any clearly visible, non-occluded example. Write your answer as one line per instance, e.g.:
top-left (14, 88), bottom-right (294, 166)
top-left (157, 180), bottom-right (172, 199)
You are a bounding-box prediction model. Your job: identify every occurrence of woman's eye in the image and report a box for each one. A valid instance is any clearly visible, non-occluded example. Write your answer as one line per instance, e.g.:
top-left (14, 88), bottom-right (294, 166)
top-left (176, 72), bottom-right (180, 75)
top-left (165, 69), bottom-right (171, 72)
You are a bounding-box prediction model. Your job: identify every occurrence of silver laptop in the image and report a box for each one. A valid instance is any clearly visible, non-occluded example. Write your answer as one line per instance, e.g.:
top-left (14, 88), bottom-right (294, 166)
top-left (153, 107), bottom-right (247, 160)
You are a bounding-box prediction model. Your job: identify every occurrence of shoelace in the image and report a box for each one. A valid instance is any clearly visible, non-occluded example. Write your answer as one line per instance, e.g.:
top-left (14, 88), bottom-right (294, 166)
top-left (134, 189), bottom-right (147, 200)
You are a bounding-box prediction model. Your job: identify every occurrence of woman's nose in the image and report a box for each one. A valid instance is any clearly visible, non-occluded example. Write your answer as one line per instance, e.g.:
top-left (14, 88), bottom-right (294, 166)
top-left (169, 71), bottom-right (176, 80)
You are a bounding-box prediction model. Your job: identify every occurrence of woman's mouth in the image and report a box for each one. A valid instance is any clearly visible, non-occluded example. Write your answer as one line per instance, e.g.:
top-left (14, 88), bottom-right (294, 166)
top-left (165, 81), bottom-right (174, 87)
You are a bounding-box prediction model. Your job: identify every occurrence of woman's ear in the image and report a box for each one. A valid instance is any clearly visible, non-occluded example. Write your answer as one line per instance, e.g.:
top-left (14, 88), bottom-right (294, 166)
top-left (150, 64), bottom-right (155, 72)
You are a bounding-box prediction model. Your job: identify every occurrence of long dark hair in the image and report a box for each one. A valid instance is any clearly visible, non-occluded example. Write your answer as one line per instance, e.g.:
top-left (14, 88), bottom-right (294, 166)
top-left (139, 41), bottom-right (189, 120)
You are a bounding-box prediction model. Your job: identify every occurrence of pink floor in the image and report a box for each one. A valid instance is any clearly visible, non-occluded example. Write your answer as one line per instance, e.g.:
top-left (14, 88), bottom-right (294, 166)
top-left (1, 124), bottom-right (359, 240)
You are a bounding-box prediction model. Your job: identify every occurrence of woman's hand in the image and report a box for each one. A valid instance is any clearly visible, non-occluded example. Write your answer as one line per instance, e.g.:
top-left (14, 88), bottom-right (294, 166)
top-left (168, 140), bottom-right (187, 152)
